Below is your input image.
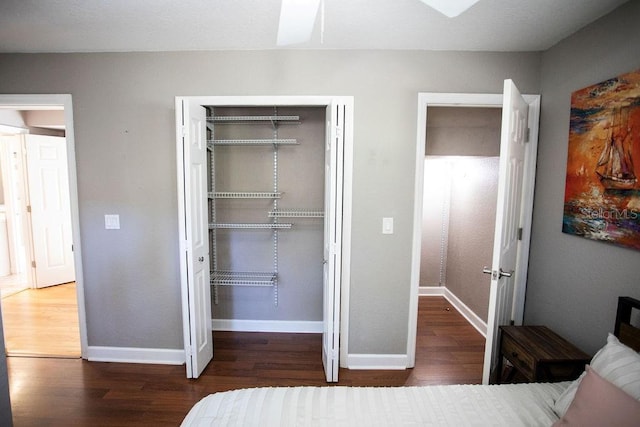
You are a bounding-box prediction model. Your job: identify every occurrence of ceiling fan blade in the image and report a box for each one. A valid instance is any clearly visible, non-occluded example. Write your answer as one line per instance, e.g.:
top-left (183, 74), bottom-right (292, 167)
top-left (418, 0), bottom-right (481, 18)
top-left (277, 0), bottom-right (322, 46)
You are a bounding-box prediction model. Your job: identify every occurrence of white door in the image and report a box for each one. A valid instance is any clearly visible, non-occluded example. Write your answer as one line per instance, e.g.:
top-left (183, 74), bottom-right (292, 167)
top-left (179, 99), bottom-right (213, 378)
top-left (482, 80), bottom-right (529, 384)
top-left (25, 135), bottom-right (75, 288)
top-left (322, 101), bottom-right (345, 382)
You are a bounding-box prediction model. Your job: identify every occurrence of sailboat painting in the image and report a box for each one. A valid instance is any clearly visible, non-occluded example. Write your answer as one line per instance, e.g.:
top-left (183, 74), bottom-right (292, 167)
top-left (563, 69), bottom-right (640, 251)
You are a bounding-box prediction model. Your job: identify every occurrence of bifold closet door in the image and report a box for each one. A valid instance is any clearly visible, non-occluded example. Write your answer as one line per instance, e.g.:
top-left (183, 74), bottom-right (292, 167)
top-left (179, 99), bottom-right (213, 379)
top-left (322, 101), bottom-right (346, 383)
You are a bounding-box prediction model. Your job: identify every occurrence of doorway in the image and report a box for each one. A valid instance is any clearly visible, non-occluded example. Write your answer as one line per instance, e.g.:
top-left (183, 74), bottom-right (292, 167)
top-left (408, 87), bottom-right (541, 384)
top-left (419, 107), bottom-right (502, 333)
top-left (0, 94), bottom-right (87, 358)
top-left (176, 96), bottom-right (353, 381)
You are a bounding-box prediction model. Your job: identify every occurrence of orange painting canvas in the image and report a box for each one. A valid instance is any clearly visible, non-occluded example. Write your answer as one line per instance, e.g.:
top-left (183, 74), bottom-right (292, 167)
top-left (563, 69), bottom-right (640, 250)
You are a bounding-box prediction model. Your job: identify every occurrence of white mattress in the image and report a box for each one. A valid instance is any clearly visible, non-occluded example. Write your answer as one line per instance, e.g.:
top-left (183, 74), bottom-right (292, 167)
top-left (181, 382), bottom-right (569, 426)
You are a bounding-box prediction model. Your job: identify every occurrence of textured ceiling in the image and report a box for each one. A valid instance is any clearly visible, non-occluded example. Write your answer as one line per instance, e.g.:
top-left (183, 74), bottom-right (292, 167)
top-left (0, 0), bottom-right (629, 53)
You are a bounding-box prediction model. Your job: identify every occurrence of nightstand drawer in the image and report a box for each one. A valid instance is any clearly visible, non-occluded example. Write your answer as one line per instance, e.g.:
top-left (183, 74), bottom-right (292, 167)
top-left (502, 335), bottom-right (535, 379)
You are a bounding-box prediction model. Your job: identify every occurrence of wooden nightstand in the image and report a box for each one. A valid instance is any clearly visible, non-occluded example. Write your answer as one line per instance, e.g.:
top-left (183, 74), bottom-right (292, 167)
top-left (497, 325), bottom-right (590, 384)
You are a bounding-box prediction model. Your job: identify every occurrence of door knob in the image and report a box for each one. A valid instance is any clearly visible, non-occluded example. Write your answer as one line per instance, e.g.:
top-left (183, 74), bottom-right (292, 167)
top-left (499, 268), bottom-right (513, 278)
top-left (482, 267), bottom-right (513, 279)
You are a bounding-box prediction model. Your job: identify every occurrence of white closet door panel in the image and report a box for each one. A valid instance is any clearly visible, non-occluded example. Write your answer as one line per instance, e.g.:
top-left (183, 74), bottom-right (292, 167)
top-left (322, 101), bottom-right (344, 383)
top-left (182, 100), bottom-right (213, 379)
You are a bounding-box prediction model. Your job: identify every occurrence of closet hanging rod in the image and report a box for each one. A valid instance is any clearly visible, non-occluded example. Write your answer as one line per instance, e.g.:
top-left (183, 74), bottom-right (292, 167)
top-left (207, 115), bottom-right (300, 122)
top-left (214, 281), bottom-right (275, 287)
top-left (211, 271), bottom-right (276, 286)
top-left (208, 139), bottom-right (298, 146)
top-left (210, 223), bottom-right (292, 229)
top-left (268, 209), bottom-right (324, 218)
top-left (209, 191), bottom-right (282, 199)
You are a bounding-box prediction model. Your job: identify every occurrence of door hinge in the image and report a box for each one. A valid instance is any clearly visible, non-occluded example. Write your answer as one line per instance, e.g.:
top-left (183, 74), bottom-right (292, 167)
top-left (335, 125), bottom-right (344, 144)
top-left (525, 127), bottom-right (531, 143)
top-left (31, 260), bottom-right (36, 268)
top-left (185, 346), bottom-right (192, 357)
top-left (181, 125), bottom-right (187, 138)
top-left (26, 205), bottom-right (32, 213)
top-left (517, 227), bottom-right (523, 241)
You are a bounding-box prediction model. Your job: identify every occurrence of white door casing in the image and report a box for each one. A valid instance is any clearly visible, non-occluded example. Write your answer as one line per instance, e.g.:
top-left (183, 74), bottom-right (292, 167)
top-left (0, 93), bottom-right (88, 359)
top-left (25, 135), bottom-right (75, 288)
top-left (322, 101), bottom-right (345, 382)
top-left (178, 99), bottom-right (213, 379)
top-left (482, 80), bottom-right (529, 384)
top-left (176, 95), bottom-right (353, 380)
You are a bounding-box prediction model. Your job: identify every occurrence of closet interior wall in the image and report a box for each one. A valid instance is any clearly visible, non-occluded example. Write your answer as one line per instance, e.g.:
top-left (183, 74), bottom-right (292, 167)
top-left (208, 106), bottom-right (326, 322)
top-left (420, 107), bottom-right (501, 323)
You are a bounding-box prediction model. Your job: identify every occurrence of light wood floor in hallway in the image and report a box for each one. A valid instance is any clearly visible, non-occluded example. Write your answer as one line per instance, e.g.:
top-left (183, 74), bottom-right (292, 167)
top-left (1, 282), bottom-right (81, 358)
top-left (6, 296), bottom-right (484, 426)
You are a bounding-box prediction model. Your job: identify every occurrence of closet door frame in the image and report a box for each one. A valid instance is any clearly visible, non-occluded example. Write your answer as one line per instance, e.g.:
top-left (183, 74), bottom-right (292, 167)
top-left (175, 95), bottom-right (354, 378)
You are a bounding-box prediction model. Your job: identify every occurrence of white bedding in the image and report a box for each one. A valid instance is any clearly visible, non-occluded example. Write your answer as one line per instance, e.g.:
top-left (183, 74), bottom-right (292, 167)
top-left (181, 382), bottom-right (569, 426)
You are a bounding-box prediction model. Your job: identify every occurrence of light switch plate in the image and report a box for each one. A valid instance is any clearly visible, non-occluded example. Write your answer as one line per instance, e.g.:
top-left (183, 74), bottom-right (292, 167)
top-left (382, 217), bottom-right (394, 234)
top-left (105, 214), bottom-right (120, 230)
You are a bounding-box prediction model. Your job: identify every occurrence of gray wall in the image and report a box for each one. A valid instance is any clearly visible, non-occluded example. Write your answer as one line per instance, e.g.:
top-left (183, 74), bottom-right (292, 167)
top-left (446, 156), bottom-right (498, 323)
top-left (525, 0), bottom-right (640, 355)
top-left (0, 50), bottom-right (540, 355)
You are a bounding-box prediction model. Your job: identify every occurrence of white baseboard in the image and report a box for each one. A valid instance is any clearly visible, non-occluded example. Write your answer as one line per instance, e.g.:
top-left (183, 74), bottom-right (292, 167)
top-left (442, 288), bottom-right (487, 337)
top-left (87, 346), bottom-right (185, 365)
top-left (213, 319), bottom-right (323, 333)
top-left (346, 353), bottom-right (409, 370)
top-left (419, 286), bottom-right (445, 296)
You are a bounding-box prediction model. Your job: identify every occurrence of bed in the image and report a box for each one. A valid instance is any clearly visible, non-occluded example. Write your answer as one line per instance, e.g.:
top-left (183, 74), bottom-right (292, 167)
top-left (182, 296), bottom-right (640, 426)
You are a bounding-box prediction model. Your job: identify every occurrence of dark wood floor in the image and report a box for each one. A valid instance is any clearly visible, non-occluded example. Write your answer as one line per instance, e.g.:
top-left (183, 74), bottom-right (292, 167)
top-left (7, 297), bottom-right (484, 426)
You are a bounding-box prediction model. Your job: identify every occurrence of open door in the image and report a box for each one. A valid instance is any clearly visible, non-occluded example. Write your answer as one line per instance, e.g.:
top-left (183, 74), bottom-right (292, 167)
top-left (322, 101), bottom-right (345, 383)
top-left (482, 80), bottom-right (529, 384)
top-left (178, 99), bottom-right (213, 379)
top-left (25, 134), bottom-right (75, 288)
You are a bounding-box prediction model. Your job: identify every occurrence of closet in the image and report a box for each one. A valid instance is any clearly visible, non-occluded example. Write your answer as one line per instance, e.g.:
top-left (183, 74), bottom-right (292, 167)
top-left (178, 95), bottom-right (351, 380)
top-left (207, 106), bottom-right (325, 322)
top-left (420, 106), bottom-right (501, 324)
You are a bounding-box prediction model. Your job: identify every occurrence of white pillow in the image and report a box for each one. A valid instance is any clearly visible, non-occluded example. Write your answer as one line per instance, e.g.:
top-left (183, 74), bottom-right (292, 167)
top-left (553, 333), bottom-right (640, 417)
